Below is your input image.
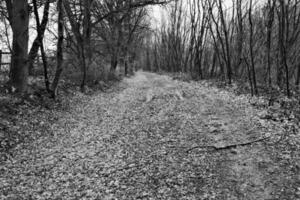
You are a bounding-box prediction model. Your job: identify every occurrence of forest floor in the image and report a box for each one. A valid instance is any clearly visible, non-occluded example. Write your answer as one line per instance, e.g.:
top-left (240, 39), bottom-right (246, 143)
top-left (1, 71), bottom-right (300, 200)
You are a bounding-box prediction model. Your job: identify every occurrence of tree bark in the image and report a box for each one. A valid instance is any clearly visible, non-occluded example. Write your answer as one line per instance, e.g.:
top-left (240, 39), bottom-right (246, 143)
top-left (244, 56), bottom-right (254, 96)
top-left (83, 0), bottom-right (92, 73)
top-left (249, 0), bottom-right (258, 95)
top-left (28, 0), bottom-right (51, 75)
top-left (51, 0), bottom-right (64, 98)
top-left (124, 58), bottom-right (128, 75)
top-left (278, 0), bottom-right (291, 97)
top-left (210, 51), bottom-right (217, 77)
top-left (110, 54), bottom-right (118, 72)
top-left (218, 0), bottom-right (232, 84)
top-left (266, 0), bottom-right (275, 88)
top-left (235, 0), bottom-right (243, 75)
top-left (296, 63), bottom-right (300, 86)
top-left (32, 0), bottom-right (50, 92)
top-left (8, 0), bottom-right (29, 93)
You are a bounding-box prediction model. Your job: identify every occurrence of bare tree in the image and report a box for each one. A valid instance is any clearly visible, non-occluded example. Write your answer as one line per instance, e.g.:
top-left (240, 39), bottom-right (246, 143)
top-left (235, 0), bottom-right (244, 75)
top-left (51, 0), bottom-right (64, 98)
top-left (265, 0), bottom-right (276, 88)
top-left (28, 0), bottom-right (51, 76)
top-left (248, 0), bottom-right (258, 95)
top-left (63, 0), bottom-right (92, 92)
top-left (277, 0), bottom-right (290, 97)
top-left (32, 0), bottom-right (51, 92)
top-left (217, 0), bottom-right (232, 84)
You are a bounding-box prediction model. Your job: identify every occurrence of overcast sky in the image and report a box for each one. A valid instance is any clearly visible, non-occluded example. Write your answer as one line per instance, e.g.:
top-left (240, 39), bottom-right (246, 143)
top-left (150, 0), bottom-right (234, 29)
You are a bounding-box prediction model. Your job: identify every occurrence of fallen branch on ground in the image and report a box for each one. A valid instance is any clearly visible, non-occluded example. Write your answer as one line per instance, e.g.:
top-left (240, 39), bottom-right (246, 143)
top-left (186, 136), bottom-right (271, 153)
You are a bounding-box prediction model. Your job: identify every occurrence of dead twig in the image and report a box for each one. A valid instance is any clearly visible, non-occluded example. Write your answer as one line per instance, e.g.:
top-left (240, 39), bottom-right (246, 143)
top-left (186, 136), bottom-right (271, 153)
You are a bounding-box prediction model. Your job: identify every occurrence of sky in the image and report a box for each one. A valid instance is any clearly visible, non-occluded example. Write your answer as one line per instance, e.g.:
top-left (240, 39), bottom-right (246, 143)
top-left (150, 0), bottom-right (235, 28)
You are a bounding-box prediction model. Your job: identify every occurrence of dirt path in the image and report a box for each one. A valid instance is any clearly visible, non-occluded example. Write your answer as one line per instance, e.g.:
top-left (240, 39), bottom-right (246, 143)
top-left (1, 72), bottom-right (299, 199)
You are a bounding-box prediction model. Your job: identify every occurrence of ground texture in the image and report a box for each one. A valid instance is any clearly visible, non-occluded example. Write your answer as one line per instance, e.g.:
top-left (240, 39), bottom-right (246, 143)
top-left (1, 72), bottom-right (300, 200)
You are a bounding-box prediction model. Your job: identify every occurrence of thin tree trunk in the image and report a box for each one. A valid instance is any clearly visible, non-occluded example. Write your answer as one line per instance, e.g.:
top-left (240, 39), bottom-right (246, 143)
top-left (51, 0), bottom-right (64, 98)
top-left (278, 0), bottom-right (291, 97)
top-left (266, 0), bottom-right (275, 88)
top-left (32, 0), bottom-right (50, 92)
top-left (210, 51), bottom-right (217, 77)
top-left (83, 0), bottom-right (92, 89)
top-left (125, 59), bottom-right (128, 75)
top-left (80, 45), bottom-right (87, 92)
top-left (244, 56), bottom-right (254, 96)
top-left (145, 46), bottom-right (151, 71)
top-left (235, 0), bottom-right (243, 75)
top-left (195, 51), bottom-right (203, 79)
top-left (209, 0), bottom-right (231, 83)
top-left (28, 0), bottom-right (51, 75)
top-left (296, 63), bottom-right (300, 86)
top-left (208, 16), bottom-right (224, 79)
top-left (249, 0), bottom-right (258, 95)
top-left (218, 0), bottom-right (232, 84)
top-left (154, 44), bottom-right (159, 72)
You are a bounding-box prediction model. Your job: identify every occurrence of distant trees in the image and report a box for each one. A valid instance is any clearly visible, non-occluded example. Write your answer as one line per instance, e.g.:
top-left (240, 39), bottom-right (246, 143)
top-left (144, 0), bottom-right (300, 97)
top-left (1, 0), bottom-right (171, 95)
top-left (94, 0), bottom-right (161, 75)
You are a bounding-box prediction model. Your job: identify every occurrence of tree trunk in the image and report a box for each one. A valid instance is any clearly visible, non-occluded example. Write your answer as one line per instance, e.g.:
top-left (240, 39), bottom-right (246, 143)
top-left (154, 45), bottom-right (159, 72)
top-left (9, 0), bottom-right (29, 93)
top-left (249, 0), bottom-right (258, 95)
top-left (83, 0), bottom-right (92, 88)
top-left (0, 50), bottom-right (2, 71)
top-left (28, 0), bottom-right (51, 75)
top-left (278, 0), bottom-right (291, 97)
top-left (51, 0), bottom-right (64, 98)
top-left (208, 16), bottom-right (224, 79)
top-left (80, 45), bottom-right (87, 92)
top-left (266, 0), bottom-right (275, 88)
top-left (125, 59), bottom-right (128, 76)
top-left (244, 56), bottom-right (254, 96)
top-left (32, 0), bottom-right (50, 92)
top-left (235, 0), bottom-right (243, 75)
top-left (296, 63), bottom-right (300, 86)
top-left (146, 47), bottom-right (151, 71)
top-left (110, 54), bottom-right (118, 72)
top-left (195, 51), bottom-right (203, 79)
top-left (210, 52), bottom-right (217, 77)
top-left (218, 0), bottom-right (232, 84)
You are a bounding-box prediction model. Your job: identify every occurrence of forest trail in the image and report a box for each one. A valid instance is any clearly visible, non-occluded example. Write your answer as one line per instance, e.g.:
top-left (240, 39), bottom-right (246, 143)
top-left (1, 72), bottom-right (299, 200)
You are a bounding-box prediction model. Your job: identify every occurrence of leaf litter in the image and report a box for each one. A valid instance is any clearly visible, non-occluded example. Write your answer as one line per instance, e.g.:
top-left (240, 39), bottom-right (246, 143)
top-left (0, 72), bottom-right (299, 199)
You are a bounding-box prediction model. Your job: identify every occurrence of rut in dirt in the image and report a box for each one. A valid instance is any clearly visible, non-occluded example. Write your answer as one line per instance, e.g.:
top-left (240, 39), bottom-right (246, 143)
top-left (1, 72), bottom-right (299, 200)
